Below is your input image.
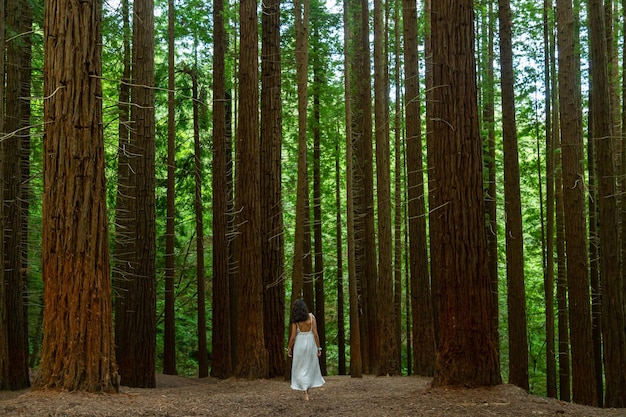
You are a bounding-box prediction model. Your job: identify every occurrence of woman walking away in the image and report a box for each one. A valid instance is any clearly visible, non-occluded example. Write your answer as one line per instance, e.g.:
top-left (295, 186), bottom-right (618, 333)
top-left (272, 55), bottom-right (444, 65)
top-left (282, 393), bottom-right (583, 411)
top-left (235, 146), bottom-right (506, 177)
top-left (287, 299), bottom-right (325, 400)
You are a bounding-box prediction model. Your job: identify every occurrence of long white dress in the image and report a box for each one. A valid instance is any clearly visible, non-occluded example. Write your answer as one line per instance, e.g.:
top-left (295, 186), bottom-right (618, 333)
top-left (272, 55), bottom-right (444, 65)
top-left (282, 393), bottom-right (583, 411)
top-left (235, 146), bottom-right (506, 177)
top-left (290, 314), bottom-right (325, 391)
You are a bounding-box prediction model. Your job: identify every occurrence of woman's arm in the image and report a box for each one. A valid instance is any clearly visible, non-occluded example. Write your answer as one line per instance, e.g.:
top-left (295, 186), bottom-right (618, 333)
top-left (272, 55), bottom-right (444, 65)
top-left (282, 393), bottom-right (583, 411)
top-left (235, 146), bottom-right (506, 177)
top-left (287, 323), bottom-right (296, 357)
top-left (311, 315), bottom-right (322, 356)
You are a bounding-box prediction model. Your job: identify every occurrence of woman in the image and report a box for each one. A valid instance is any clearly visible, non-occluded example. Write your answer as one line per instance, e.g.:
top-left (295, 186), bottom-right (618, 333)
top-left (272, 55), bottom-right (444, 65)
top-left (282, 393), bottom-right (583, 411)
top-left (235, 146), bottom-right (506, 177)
top-left (287, 299), bottom-right (325, 400)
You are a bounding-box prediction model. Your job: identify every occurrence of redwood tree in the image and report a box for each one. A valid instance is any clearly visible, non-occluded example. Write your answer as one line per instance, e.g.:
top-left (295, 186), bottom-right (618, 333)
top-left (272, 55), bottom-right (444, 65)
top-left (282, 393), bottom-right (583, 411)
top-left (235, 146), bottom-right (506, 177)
top-left (428, 0), bottom-right (502, 387)
top-left (116, 0), bottom-right (157, 387)
top-left (3, 0), bottom-right (30, 390)
top-left (261, 0), bottom-right (285, 378)
top-left (588, 0), bottom-right (626, 407)
top-left (312, 40), bottom-right (327, 375)
top-left (34, 0), bottom-right (119, 391)
top-left (498, 0), bottom-right (529, 391)
top-left (234, 0), bottom-right (267, 379)
top-left (349, 0), bottom-right (377, 373)
top-left (556, 0), bottom-right (597, 405)
top-left (343, 0), bottom-right (362, 377)
top-left (542, 0), bottom-right (557, 398)
top-left (290, 0), bottom-right (310, 302)
top-left (0, 2), bottom-right (6, 387)
top-left (163, 0), bottom-right (177, 376)
top-left (373, 0), bottom-right (397, 376)
top-left (402, 0), bottom-right (434, 377)
top-left (210, 0), bottom-right (232, 379)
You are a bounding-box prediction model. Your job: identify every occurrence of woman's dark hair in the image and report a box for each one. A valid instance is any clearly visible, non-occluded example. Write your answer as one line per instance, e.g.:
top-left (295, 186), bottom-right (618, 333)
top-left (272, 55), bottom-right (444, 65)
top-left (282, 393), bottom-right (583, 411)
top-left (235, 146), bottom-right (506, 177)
top-left (290, 299), bottom-right (309, 323)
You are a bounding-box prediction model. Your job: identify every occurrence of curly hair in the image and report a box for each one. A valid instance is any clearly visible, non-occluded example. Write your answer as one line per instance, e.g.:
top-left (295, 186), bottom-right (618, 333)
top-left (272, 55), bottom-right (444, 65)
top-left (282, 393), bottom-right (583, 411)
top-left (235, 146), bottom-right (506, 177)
top-left (290, 298), bottom-right (310, 323)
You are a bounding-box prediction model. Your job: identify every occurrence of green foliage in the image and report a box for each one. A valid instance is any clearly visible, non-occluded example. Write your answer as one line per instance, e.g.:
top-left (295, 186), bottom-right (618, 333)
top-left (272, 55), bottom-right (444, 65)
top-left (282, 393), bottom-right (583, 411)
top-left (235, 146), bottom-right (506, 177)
top-left (18, 0), bottom-right (582, 398)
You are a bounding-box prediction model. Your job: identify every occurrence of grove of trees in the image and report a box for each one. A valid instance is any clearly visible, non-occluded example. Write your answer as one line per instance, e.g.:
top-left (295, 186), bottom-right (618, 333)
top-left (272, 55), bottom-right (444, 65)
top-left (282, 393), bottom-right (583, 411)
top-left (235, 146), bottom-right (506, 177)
top-left (1, 0), bottom-right (626, 409)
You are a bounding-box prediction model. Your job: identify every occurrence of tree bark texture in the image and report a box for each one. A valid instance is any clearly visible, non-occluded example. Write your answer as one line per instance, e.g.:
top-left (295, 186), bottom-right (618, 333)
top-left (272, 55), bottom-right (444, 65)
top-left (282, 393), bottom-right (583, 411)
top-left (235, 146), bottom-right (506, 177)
top-left (373, 0), bottom-right (397, 376)
top-left (550, 28), bottom-right (571, 402)
top-left (210, 0), bottom-right (232, 380)
top-left (498, 0), bottom-right (529, 391)
top-left (349, 0), bottom-right (377, 373)
top-left (113, 0), bottom-right (132, 384)
top-left (588, 0), bottom-right (626, 407)
top-left (3, 0), bottom-right (30, 391)
top-left (36, 0), bottom-right (119, 391)
top-left (261, 0), bottom-right (285, 378)
top-left (163, 0), bottom-right (177, 377)
top-left (312, 60), bottom-right (327, 375)
top-left (343, 0), bottom-right (362, 376)
top-left (116, 0), bottom-right (157, 387)
top-left (235, 0), bottom-right (267, 379)
top-left (291, 0), bottom-right (309, 302)
top-left (393, 3), bottom-right (403, 371)
top-left (481, 0), bottom-right (500, 355)
top-left (0, 2), bottom-right (7, 386)
top-left (556, 0), bottom-right (597, 406)
top-left (402, 0), bottom-right (434, 377)
top-left (542, 0), bottom-right (557, 398)
top-left (335, 137), bottom-right (347, 375)
top-left (428, 0), bottom-right (501, 387)
top-left (190, 72), bottom-right (209, 379)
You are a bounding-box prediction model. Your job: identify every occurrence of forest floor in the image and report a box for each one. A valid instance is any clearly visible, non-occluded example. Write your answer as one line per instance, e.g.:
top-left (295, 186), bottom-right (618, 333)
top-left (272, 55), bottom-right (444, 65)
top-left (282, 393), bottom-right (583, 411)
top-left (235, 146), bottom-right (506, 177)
top-left (1, 373), bottom-right (624, 417)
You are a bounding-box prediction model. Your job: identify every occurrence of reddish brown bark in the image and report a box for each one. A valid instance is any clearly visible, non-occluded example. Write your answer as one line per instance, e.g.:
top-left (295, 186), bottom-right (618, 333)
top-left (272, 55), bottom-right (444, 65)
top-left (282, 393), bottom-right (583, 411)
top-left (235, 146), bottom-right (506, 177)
top-left (402, 0), bottom-right (434, 377)
top-left (234, 0), bottom-right (267, 379)
top-left (35, 0), bottom-right (118, 391)
top-left (556, 0), bottom-right (597, 405)
top-left (498, 0), bottom-right (529, 391)
top-left (261, 0), bottom-right (285, 378)
top-left (210, 0), bottom-right (232, 380)
top-left (428, 0), bottom-right (501, 387)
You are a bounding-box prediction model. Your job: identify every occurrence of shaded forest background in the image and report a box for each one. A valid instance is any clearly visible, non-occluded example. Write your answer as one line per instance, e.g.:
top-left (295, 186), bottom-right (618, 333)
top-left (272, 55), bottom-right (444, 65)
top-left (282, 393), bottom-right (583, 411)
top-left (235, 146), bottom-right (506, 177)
top-left (1, 0), bottom-right (626, 411)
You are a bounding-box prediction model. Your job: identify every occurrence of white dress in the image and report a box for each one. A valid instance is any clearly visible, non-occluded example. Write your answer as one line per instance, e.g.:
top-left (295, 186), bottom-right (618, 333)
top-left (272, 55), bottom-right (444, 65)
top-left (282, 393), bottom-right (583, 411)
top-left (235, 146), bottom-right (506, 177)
top-left (290, 314), bottom-right (325, 391)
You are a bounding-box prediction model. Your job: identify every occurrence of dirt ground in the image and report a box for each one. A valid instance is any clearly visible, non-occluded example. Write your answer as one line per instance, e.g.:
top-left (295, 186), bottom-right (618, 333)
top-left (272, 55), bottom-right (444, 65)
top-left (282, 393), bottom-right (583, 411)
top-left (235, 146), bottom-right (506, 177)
top-left (1, 373), bottom-right (624, 417)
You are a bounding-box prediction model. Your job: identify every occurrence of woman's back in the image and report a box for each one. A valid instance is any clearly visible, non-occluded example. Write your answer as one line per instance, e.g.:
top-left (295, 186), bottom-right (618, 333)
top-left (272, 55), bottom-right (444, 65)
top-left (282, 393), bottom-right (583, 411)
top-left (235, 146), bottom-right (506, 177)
top-left (296, 314), bottom-right (313, 333)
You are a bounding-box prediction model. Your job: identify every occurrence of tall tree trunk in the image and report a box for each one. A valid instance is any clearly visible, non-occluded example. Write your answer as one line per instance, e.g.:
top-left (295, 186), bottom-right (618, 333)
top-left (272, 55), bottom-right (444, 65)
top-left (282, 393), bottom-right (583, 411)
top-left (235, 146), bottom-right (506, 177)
top-left (586, 97), bottom-right (603, 406)
top-left (335, 134), bottom-right (347, 376)
top-left (291, 0), bottom-right (310, 302)
top-left (543, 0), bottom-right (557, 398)
top-left (163, 0), bottom-right (177, 376)
top-left (189, 70), bottom-right (209, 378)
top-left (481, 0), bottom-right (500, 355)
top-left (211, 0), bottom-right (232, 379)
top-left (621, 0), bottom-right (626, 312)
top-left (392, 0), bottom-right (403, 373)
top-left (19, 0), bottom-right (33, 372)
top-left (114, 0), bottom-right (132, 384)
top-left (226, 91), bottom-right (237, 368)
top-left (555, 0), bottom-right (597, 405)
top-left (555, 134), bottom-right (571, 403)
top-left (498, 0), bottom-right (529, 391)
top-left (261, 0), bottom-right (285, 378)
top-left (343, 0), bottom-right (362, 377)
top-left (234, 0), bottom-right (267, 379)
top-left (589, 0), bottom-right (626, 407)
top-left (0, 0), bottom-right (7, 388)
top-left (312, 53), bottom-right (327, 375)
top-left (303, 193), bottom-right (314, 310)
top-left (0, 210), bottom-right (5, 390)
top-left (35, 0), bottom-right (119, 390)
top-left (373, 0), bottom-right (396, 376)
top-left (550, 23), bottom-right (571, 403)
top-left (428, 0), bottom-right (502, 387)
top-left (349, 0), bottom-right (377, 373)
top-left (606, 0), bottom-right (621, 148)
top-left (423, 0), bottom-right (439, 340)
top-left (3, 0), bottom-right (30, 390)
top-left (117, 0), bottom-right (157, 387)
